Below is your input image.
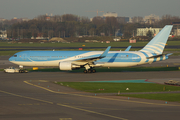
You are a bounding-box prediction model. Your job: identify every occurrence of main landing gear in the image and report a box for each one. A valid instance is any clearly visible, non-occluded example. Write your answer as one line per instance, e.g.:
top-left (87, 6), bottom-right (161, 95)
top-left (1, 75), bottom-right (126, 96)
top-left (83, 64), bottom-right (96, 73)
top-left (83, 69), bottom-right (96, 73)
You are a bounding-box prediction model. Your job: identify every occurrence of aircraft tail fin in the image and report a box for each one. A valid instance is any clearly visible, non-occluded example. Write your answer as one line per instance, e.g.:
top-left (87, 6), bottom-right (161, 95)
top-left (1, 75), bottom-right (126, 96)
top-left (139, 25), bottom-right (173, 55)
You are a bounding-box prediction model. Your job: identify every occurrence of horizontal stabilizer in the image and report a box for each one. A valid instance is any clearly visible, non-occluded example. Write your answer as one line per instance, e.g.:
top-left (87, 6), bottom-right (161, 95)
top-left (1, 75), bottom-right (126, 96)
top-left (166, 53), bottom-right (173, 56)
top-left (147, 53), bottom-right (173, 59)
top-left (147, 54), bottom-right (163, 59)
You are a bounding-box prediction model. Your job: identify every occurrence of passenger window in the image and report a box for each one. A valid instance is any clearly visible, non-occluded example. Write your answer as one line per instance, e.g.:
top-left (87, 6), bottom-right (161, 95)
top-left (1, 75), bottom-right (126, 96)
top-left (14, 55), bottom-right (17, 57)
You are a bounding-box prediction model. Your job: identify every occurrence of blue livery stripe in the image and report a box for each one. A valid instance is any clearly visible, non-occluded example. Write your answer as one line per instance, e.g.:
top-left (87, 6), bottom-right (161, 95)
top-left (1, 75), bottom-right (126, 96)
top-left (140, 52), bottom-right (149, 62)
top-left (153, 57), bottom-right (157, 62)
top-left (152, 53), bottom-right (157, 62)
top-left (160, 56), bottom-right (163, 61)
top-left (144, 47), bottom-right (162, 53)
top-left (108, 53), bottom-right (119, 62)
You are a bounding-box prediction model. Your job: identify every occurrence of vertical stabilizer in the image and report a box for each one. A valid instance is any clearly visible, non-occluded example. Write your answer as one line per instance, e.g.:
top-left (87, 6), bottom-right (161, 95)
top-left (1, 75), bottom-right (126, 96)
top-left (140, 25), bottom-right (173, 55)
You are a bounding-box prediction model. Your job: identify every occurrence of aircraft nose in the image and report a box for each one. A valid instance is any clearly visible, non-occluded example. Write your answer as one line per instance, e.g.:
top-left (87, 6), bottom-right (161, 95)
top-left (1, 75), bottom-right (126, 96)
top-left (9, 56), bottom-right (14, 61)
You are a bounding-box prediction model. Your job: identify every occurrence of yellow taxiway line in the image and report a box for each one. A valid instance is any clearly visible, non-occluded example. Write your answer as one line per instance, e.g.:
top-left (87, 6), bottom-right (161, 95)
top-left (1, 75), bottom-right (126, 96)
top-left (0, 89), bottom-right (53, 104)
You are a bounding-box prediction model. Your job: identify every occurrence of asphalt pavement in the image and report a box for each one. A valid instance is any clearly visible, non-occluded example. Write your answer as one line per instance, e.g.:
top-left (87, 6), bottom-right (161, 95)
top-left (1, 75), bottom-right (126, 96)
top-left (0, 70), bottom-right (180, 120)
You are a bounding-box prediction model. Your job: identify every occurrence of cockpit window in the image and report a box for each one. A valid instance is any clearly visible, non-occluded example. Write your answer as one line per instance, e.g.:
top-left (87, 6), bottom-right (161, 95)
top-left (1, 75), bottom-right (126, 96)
top-left (14, 55), bottom-right (17, 57)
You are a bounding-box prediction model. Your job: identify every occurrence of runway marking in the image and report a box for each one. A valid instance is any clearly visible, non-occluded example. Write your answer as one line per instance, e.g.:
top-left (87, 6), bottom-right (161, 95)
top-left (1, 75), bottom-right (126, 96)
top-left (31, 80), bottom-right (49, 82)
top-left (72, 105), bottom-right (180, 113)
top-left (59, 118), bottom-right (72, 120)
top-left (18, 103), bottom-right (48, 106)
top-left (0, 90), bottom-right (53, 104)
top-left (173, 63), bottom-right (180, 65)
top-left (57, 103), bottom-right (92, 105)
top-left (0, 89), bottom-right (127, 120)
top-left (57, 103), bottom-right (128, 120)
top-left (24, 80), bottom-right (180, 107)
top-left (38, 80), bottom-right (49, 82)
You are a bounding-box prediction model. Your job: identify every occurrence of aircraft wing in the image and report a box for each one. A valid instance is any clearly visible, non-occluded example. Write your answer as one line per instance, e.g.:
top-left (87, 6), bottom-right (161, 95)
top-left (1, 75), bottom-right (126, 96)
top-left (72, 46), bottom-right (111, 65)
top-left (125, 46), bottom-right (131, 51)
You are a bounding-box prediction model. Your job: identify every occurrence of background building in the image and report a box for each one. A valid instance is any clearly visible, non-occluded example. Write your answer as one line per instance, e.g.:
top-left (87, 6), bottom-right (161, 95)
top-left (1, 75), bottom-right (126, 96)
top-left (0, 18), bottom-right (6, 22)
top-left (117, 17), bottom-right (129, 23)
top-left (103, 12), bottom-right (118, 17)
top-left (173, 29), bottom-right (180, 36)
top-left (0, 30), bottom-right (7, 39)
top-left (172, 22), bottom-right (180, 36)
top-left (137, 27), bottom-right (162, 36)
top-left (144, 14), bottom-right (160, 24)
top-left (129, 16), bottom-right (143, 23)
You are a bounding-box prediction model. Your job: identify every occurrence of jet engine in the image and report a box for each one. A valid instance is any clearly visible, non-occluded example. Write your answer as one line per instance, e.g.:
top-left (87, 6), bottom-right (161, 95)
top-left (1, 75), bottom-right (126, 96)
top-left (59, 62), bottom-right (80, 70)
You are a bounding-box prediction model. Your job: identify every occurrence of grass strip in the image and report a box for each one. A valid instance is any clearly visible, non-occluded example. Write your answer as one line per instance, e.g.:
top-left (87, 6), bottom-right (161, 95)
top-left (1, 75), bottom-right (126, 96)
top-left (1, 41), bottom-right (180, 47)
top-left (56, 82), bottom-right (180, 93)
top-left (0, 51), bottom-right (21, 56)
top-left (56, 82), bottom-right (180, 102)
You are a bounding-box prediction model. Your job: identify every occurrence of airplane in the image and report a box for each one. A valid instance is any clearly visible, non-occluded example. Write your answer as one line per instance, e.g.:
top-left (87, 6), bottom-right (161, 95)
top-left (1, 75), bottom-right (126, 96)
top-left (9, 25), bottom-right (173, 73)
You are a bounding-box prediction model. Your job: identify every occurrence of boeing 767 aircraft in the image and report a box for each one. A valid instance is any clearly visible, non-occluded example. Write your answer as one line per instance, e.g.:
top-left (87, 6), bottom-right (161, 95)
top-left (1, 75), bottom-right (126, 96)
top-left (9, 25), bottom-right (173, 73)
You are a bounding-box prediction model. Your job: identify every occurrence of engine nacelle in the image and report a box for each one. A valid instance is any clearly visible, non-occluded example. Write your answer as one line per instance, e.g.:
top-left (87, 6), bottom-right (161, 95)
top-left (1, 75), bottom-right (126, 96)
top-left (59, 62), bottom-right (80, 71)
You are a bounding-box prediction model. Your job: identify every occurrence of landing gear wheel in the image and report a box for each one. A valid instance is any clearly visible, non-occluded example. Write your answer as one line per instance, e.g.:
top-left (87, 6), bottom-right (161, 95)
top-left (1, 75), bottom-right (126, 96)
top-left (83, 70), bottom-right (88, 73)
top-left (92, 69), bottom-right (96, 73)
top-left (19, 70), bottom-right (25, 73)
top-left (24, 69), bottom-right (28, 73)
top-left (88, 69), bottom-right (92, 73)
top-left (83, 69), bottom-right (96, 73)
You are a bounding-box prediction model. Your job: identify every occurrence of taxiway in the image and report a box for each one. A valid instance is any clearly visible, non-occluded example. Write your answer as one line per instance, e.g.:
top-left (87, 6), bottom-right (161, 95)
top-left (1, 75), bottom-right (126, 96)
top-left (0, 70), bottom-right (180, 120)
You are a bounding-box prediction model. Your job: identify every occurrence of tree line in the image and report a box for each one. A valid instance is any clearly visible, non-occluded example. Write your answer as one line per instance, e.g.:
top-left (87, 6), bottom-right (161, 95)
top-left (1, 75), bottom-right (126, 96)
top-left (1, 14), bottom-right (180, 40)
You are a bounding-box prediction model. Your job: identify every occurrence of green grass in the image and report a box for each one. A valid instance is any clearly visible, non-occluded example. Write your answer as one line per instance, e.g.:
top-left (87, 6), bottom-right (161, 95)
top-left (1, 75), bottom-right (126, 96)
top-left (56, 82), bottom-right (180, 102)
top-left (0, 41), bottom-right (146, 47)
top-left (166, 41), bottom-right (180, 46)
top-left (56, 82), bottom-right (180, 93)
top-left (0, 51), bottom-right (22, 56)
top-left (120, 93), bottom-right (180, 102)
top-left (1, 41), bottom-right (180, 47)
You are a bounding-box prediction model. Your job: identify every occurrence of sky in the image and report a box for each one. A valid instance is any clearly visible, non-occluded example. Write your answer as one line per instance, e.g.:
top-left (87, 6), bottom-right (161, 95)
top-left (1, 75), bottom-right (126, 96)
top-left (0, 0), bottom-right (180, 19)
